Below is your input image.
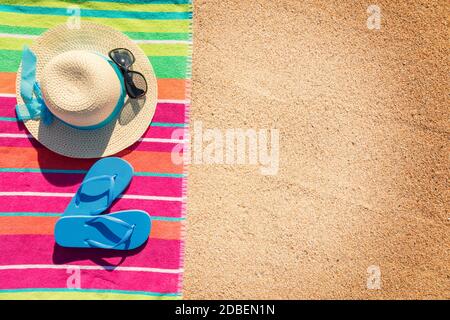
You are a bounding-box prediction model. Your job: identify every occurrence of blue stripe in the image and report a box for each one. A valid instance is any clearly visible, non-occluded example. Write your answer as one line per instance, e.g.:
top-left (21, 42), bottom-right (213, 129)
top-left (0, 212), bottom-right (61, 217)
top-left (0, 288), bottom-right (180, 297)
top-left (0, 168), bottom-right (185, 178)
top-left (0, 117), bottom-right (186, 128)
top-left (0, 117), bottom-right (16, 121)
top-left (92, 0), bottom-right (191, 4)
top-left (151, 122), bottom-right (186, 127)
top-left (0, 212), bottom-right (185, 221)
top-left (0, 5), bottom-right (191, 20)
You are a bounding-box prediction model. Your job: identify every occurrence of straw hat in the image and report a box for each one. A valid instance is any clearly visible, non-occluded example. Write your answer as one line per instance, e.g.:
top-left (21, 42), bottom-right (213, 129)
top-left (16, 21), bottom-right (158, 158)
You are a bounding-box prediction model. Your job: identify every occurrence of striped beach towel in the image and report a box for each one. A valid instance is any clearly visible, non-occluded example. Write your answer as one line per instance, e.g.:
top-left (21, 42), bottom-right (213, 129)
top-left (0, 0), bottom-right (191, 299)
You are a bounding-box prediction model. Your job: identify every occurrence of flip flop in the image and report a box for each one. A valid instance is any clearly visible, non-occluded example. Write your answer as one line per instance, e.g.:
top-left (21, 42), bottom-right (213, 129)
top-left (63, 157), bottom-right (133, 216)
top-left (54, 210), bottom-right (151, 250)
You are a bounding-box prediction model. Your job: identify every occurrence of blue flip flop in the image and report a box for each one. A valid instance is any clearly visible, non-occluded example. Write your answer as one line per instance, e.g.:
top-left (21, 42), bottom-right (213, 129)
top-left (63, 157), bottom-right (133, 216)
top-left (54, 210), bottom-right (151, 250)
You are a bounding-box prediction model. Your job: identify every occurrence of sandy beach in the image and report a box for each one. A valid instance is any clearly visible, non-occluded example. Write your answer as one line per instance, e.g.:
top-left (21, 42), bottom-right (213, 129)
top-left (183, 0), bottom-right (449, 299)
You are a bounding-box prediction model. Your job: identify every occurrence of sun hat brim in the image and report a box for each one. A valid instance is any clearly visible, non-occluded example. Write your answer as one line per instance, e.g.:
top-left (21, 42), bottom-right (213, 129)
top-left (15, 21), bottom-right (158, 158)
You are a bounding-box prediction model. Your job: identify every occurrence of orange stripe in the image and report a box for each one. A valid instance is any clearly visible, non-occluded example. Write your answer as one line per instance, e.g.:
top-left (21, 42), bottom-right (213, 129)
top-left (0, 216), bottom-right (181, 240)
top-left (0, 146), bottom-right (183, 173)
top-left (157, 78), bottom-right (187, 100)
top-left (149, 220), bottom-right (181, 240)
top-left (0, 73), bottom-right (187, 99)
top-left (0, 72), bottom-right (16, 94)
top-left (0, 216), bottom-right (56, 235)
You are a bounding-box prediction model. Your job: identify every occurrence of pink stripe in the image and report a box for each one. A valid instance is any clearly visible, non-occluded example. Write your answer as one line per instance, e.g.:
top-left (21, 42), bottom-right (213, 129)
top-left (0, 121), bottom-right (184, 139)
top-left (0, 97), bottom-right (16, 114)
top-left (0, 268), bottom-right (179, 293)
top-left (0, 196), bottom-right (182, 218)
top-left (0, 100), bottom-right (186, 123)
top-left (143, 126), bottom-right (184, 139)
top-left (0, 235), bottom-right (181, 269)
top-left (0, 172), bottom-right (182, 197)
top-left (151, 103), bottom-right (186, 124)
top-left (0, 137), bottom-right (183, 153)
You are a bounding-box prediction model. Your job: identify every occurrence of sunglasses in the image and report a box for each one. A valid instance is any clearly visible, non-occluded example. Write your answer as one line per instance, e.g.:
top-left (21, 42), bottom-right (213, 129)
top-left (108, 48), bottom-right (148, 99)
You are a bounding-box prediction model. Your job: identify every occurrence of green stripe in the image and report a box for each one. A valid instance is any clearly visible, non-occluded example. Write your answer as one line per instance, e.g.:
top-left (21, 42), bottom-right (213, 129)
top-left (0, 288), bottom-right (180, 297)
top-left (0, 12), bottom-right (190, 33)
top-left (149, 56), bottom-right (187, 78)
top-left (0, 49), bottom-right (20, 72)
top-left (0, 0), bottom-right (191, 13)
top-left (126, 32), bottom-right (190, 41)
top-left (0, 117), bottom-right (16, 121)
top-left (0, 168), bottom-right (185, 178)
top-left (0, 24), bottom-right (45, 35)
top-left (0, 49), bottom-right (187, 78)
top-left (0, 212), bottom-right (185, 221)
top-left (0, 5), bottom-right (191, 21)
top-left (0, 38), bottom-right (189, 56)
top-left (0, 24), bottom-right (190, 40)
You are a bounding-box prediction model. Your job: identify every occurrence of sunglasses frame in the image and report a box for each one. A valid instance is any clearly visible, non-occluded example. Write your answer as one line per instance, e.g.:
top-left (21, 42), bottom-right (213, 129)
top-left (108, 48), bottom-right (148, 99)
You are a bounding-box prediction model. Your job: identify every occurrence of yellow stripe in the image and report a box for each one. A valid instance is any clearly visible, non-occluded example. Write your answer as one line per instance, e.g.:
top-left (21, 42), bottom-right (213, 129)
top-left (139, 43), bottom-right (189, 56)
top-left (0, 38), bottom-right (33, 51)
top-left (0, 12), bottom-right (190, 33)
top-left (0, 38), bottom-right (189, 56)
top-left (0, 291), bottom-right (181, 300)
top-left (0, 0), bottom-right (191, 12)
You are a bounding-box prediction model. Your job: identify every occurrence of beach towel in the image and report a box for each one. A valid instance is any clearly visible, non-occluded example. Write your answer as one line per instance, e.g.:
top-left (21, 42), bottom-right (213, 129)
top-left (0, 0), bottom-right (191, 300)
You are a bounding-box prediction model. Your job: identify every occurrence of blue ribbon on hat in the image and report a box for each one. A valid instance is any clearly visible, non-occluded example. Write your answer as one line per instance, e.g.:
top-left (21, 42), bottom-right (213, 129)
top-left (16, 46), bottom-right (54, 125)
top-left (15, 46), bottom-right (126, 130)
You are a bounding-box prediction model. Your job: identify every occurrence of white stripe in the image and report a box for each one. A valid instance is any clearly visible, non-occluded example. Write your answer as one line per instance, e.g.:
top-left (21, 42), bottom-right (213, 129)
top-left (157, 99), bottom-right (190, 104)
top-left (0, 97), bottom-right (190, 104)
top-left (0, 192), bottom-right (184, 202)
top-left (0, 93), bottom-right (16, 98)
top-left (0, 264), bottom-right (183, 274)
top-left (0, 133), bottom-right (32, 139)
top-left (0, 33), bottom-right (37, 39)
top-left (138, 137), bottom-right (186, 143)
top-left (0, 133), bottom-right (186, 144)
top-left (134, 39), bottom-right (191, 45)
top-left (0, 34), bottom-right (191, 45)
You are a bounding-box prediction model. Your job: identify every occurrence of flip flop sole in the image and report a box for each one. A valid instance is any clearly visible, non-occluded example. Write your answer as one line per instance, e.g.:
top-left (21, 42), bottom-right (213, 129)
top-left (55, 210), bottom-right (151, 250)
top-left (63, 157), bottom-right (133, 216)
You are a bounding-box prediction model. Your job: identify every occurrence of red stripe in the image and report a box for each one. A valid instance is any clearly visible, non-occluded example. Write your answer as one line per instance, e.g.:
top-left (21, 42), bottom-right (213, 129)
top-left (0, 268), bottom-right (179, 293)
top-left (0, 172), bottom-right (183, 197)
top-left (0, 136), bottom-right (183, 153)
top-left (0, 121), bottom-right (184, 139)
top-left (0, 196), bottom-right (182, 218)
top-left (0, 235), bottom-right (181, 269)
top-left (0, 99), bottom-right (186, 124)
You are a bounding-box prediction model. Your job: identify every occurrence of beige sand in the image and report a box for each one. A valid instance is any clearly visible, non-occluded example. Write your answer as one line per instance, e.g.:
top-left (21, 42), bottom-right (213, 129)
top-left (183, 0), bottom-right (449, 299)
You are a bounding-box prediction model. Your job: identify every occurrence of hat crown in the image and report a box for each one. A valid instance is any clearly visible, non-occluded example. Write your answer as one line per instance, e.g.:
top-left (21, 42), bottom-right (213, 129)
top-left (40, 50), bottom-right (122, 127)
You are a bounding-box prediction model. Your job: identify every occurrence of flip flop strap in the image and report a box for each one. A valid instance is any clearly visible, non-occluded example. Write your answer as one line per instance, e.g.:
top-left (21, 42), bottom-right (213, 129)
top-left (85, 215), bottom-right (135, 249)
top-left (74, 175), bottom-right (116, 214)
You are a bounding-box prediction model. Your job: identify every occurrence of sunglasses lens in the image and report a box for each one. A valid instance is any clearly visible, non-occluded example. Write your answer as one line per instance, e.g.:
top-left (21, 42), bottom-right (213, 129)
top-left (125, 71), bottom-right (147, 98)
top-left (110, 48), bottom-right (134, 68)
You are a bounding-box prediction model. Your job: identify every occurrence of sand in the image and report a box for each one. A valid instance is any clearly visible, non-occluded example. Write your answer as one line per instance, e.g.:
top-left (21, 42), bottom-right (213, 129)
top-left (183, 0), bottom-right (449, 299)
